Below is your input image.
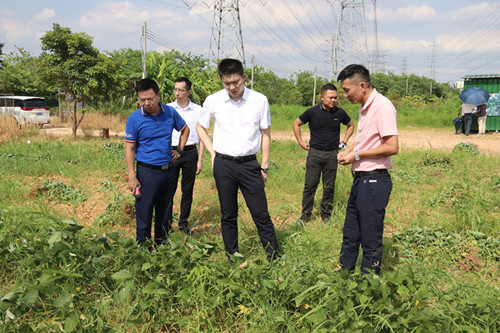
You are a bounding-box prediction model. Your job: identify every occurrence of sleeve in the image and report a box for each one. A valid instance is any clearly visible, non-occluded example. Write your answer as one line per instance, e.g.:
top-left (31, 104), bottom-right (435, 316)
top-left (377, 102), bottom-right (398, 138)
top-left (298, 109), bottom-right (310, 124)
top-left (340, 109), bottom-right (351, 125)
top-left (259, 96), bottom-right (271, 129)
top-left (125, 116), bottom-right (137, 142)
top-left (198, 97), bottom-right (213, 129)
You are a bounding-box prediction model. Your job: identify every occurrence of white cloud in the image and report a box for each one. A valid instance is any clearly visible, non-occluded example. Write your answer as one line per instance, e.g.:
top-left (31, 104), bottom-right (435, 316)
top-left (79, 1), bottom-right (175, 34)
top-left (35, 9), bottom-right (55, 21)
top-left (375, 4), bottom-right (437, 22)
top-left (451, 2), bottom-right (492, 20)
top-left (0, 16), bottom-right (33, 42)
top-left (379, 35), bottom-right (432, 53)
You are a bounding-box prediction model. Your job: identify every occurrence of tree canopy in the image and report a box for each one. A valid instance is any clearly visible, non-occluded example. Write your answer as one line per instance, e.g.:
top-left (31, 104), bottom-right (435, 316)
top-left (0, 23), bottom-right (459, 122)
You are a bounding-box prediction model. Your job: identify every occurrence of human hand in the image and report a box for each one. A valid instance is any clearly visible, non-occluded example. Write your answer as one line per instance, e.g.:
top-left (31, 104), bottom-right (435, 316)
top-left (196, 161), bottom-right (203, 175)
top-left (128, 176), bottom-right (140, 192)
top-left (171, 150), bottom-right (181, 162)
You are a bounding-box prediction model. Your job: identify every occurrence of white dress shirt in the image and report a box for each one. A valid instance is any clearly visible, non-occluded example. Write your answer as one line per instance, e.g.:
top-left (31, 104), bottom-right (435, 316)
top-left (198, 87), bottom-right (271, 157)
top-left (168, 99), bottom-right (203, 146)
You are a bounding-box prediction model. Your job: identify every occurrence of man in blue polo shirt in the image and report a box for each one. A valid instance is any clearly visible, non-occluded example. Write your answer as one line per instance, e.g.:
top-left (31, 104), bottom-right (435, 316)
top-left (293, 83), bottom-right (354, 224)
top-left (125, 78), bottom-right (189, 247)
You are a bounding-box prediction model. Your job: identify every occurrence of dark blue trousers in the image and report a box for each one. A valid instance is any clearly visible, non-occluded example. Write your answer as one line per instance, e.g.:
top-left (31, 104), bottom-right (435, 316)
top-left (135, 164), bottom-right (175, 244)
top-left (340, 172), bottom-right (392, 274)
top-left (213, 156), bottom-right (280, 261)
top-left (167, 147), bottom-right (198, 228)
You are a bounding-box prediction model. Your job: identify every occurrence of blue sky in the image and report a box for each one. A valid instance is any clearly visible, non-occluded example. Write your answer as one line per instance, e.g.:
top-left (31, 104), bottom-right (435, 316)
top-left (1, 0), bottom-right (499, 84)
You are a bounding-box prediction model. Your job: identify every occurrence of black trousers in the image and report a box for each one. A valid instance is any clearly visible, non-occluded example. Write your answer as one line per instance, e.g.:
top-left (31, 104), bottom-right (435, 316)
top-left (135, 164), bottom-right (175, 244)
top-left (167, 147), bottom-right (198, 228)
top-left (302, 148), bottom-right (338, 219)
top-left (213, 155), bottom-right (280, 260)
top-left (340, 172), bottom-right (392, 275)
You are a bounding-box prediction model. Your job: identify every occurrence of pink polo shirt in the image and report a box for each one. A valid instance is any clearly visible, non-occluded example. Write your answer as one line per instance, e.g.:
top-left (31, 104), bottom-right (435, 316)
top-left (352, 89), bottom-right (398, 172)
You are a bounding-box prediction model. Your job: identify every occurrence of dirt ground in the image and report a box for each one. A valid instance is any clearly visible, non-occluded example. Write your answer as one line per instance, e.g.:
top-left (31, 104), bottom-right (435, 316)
top-left (42, 125), bottom-right (500, 155)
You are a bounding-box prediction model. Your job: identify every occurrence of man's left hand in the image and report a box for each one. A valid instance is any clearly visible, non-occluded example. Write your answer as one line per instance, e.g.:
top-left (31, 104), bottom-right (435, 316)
top-left (261, 169), bottom-right (268, 186)
top-left (338, 151), bottom-right (355, 165)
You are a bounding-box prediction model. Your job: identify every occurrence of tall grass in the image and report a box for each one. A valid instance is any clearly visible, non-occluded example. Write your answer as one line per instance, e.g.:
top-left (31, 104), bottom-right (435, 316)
top-left (270, 97), bottom-right (462, 131)
top-left (0, 137), bottom-right (498, 331)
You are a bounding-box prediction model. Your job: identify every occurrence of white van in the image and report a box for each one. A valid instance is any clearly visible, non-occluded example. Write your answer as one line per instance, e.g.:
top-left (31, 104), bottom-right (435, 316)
top-left (0, 96), bottom-right (51, 126)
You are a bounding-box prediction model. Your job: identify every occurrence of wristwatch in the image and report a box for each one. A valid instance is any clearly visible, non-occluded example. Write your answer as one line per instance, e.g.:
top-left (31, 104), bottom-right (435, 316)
top-left (261, 167), bottom-right (269, 173)
top-left (354, 149), bottom-right (360, 161)
top-left (175, 147), bottom-right (183, 155)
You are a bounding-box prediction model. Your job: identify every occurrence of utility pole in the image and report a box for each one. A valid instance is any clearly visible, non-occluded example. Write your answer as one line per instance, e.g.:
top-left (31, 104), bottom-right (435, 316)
top-left (251, 54), bottom-right (255, 90)
top-left (208, 0), bottom-right (246, 66)
top-left (313, 66), bottom-right (317, 105)
top-left (330, 0), bottom-right (369, 80)
top-left (429, 41), bottom-right (437, 94)
top-left (142, 21), bottom-right (147, 79)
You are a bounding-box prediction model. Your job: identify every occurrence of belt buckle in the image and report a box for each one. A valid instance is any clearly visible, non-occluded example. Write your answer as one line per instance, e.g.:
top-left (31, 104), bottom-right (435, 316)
top-left (161, 163), bottom-right (171, 170)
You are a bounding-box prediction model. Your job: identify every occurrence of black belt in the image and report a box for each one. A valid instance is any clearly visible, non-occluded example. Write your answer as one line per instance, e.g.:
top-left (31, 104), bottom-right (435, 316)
top-left (352, 169), bottom-right (388, 179)
top-left (215, 152), bottom-right (256, 163)
top-left (137, 161), bottom-right (172, 170)
top-left (312, 146), bottom-right (337, 152)
top-left (173, 145), bottom-right (197, 151)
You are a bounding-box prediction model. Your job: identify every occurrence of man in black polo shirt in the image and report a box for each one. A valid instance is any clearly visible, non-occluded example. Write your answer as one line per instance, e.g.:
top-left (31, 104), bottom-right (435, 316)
top-left (293, 83), bottom-right (354, 224)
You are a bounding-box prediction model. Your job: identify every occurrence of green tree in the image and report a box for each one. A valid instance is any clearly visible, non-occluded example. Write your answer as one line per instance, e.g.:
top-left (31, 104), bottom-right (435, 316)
top-left (40, 23), bottom-right (114, 139)
top-left (146, 50), bottom-right (220, 105)
top-left (0, 47), bottom-right (51, 97)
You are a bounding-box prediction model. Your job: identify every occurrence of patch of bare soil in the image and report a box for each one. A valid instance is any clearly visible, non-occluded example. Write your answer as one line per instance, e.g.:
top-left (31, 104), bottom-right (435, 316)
top-left (272, 127), bottom-right (500, 156)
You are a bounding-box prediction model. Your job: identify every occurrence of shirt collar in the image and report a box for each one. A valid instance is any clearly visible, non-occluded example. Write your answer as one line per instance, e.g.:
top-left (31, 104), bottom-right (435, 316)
top-left (141, 103), bottom-right (165, 116)
top-left (319, 104), bottom-right (337, 113)
top-left (223, 87), bottom-right (249, 103)
top-left (172, 99), bottom-right (193, 111)
top-left (360, 89), bottom-right (378, 113)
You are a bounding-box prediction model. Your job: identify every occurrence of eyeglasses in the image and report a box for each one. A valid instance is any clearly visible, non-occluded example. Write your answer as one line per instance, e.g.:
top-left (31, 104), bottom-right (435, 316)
top-left (138, 97), bottom-right (157, 105)
top-left (173, 88), bottom-right (187, 93)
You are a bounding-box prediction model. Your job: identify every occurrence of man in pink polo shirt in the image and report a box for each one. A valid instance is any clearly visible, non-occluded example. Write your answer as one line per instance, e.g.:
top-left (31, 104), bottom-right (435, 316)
top-left (337, 64), bottom-right (399, 275)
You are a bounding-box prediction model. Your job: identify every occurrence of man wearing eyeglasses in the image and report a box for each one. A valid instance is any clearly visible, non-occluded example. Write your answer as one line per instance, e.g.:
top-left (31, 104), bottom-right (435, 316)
top-left (196, 58), bottom-right (280, 262)
top-left (125, 78), bottom-right (189, 249)
top-left (166, 77), bottom-right (205, 235)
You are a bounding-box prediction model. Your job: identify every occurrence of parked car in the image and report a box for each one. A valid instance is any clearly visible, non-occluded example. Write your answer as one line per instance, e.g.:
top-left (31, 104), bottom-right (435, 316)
top-left (0, 96), bottom-right (51, 127)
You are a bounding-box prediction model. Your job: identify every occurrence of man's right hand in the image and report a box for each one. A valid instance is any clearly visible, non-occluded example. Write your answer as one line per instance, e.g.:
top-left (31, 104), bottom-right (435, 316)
top-left (128, 176), bottom-right (140, 192)
top-left (299, 142), bottom-right (310, 150)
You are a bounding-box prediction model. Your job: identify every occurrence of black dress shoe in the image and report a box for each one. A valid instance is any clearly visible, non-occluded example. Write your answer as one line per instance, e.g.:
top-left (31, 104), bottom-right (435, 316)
top-left (179, 226), bottom-right (192, 235)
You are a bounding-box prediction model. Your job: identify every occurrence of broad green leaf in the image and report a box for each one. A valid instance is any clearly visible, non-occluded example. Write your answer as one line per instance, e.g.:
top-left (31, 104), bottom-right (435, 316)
top-left (21, 288), bottom-right (39, 305)
top-left (397, 285), bottom-right (409, 297)
top-left (48, 231), bottom-right (62, 247)
top-left (111, 270), bottom-right (134, 282)
top-left (64, 314), bottom-right (79, 332)
top-left (54, 292), bottom-right (72, 308)
top-left (305, 308), bottom-right (328, 325)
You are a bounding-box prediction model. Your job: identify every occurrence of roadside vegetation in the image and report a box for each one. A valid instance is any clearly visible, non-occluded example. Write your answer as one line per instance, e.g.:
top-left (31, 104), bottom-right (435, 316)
top-left (0, 114), bottom-right (498, 331)
top-left (1, 22), bottom-right (496, 333)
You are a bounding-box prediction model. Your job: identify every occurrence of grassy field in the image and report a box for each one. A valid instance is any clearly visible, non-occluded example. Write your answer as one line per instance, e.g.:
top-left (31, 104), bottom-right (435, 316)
top-left (0, 114), bottom-right (498, 332)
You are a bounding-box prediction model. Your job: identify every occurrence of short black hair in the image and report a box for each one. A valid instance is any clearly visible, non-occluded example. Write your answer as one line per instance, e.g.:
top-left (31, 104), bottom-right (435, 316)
top-left (175, 77), bottom-right (192, 90)
top-left (337, 64), bottom-right (371, 87)
top-left (321, 83), bottom-right (337, 95)
top-left (217, 58), bottom-right (244, 77)
top-left (135, 78), bottom-right (160, 94)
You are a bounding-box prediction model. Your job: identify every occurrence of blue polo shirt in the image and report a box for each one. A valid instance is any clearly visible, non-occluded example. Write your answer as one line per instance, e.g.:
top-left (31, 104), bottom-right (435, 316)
top-left (125, 104), bottom-right (186, 165)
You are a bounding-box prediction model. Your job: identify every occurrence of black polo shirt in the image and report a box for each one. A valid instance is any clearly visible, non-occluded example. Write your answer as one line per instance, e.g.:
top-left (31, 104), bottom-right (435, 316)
top-left (298, 104), bottom-right (351, 150)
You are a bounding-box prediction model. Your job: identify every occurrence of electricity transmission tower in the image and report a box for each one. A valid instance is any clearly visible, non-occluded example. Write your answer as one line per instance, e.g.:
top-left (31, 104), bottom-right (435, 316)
top-left (208, 0), bottom-right (246, 66)
top-left (429, 41), bottom-right (437, 80)
top-left (330, 0), bottom-right (369, 81)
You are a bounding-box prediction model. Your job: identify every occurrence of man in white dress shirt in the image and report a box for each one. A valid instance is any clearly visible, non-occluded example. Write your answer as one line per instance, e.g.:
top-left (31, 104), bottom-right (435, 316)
top-left (167, 77), bottom-right (205, 235)
top-left (196, 58), bottom-right (280, 262)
